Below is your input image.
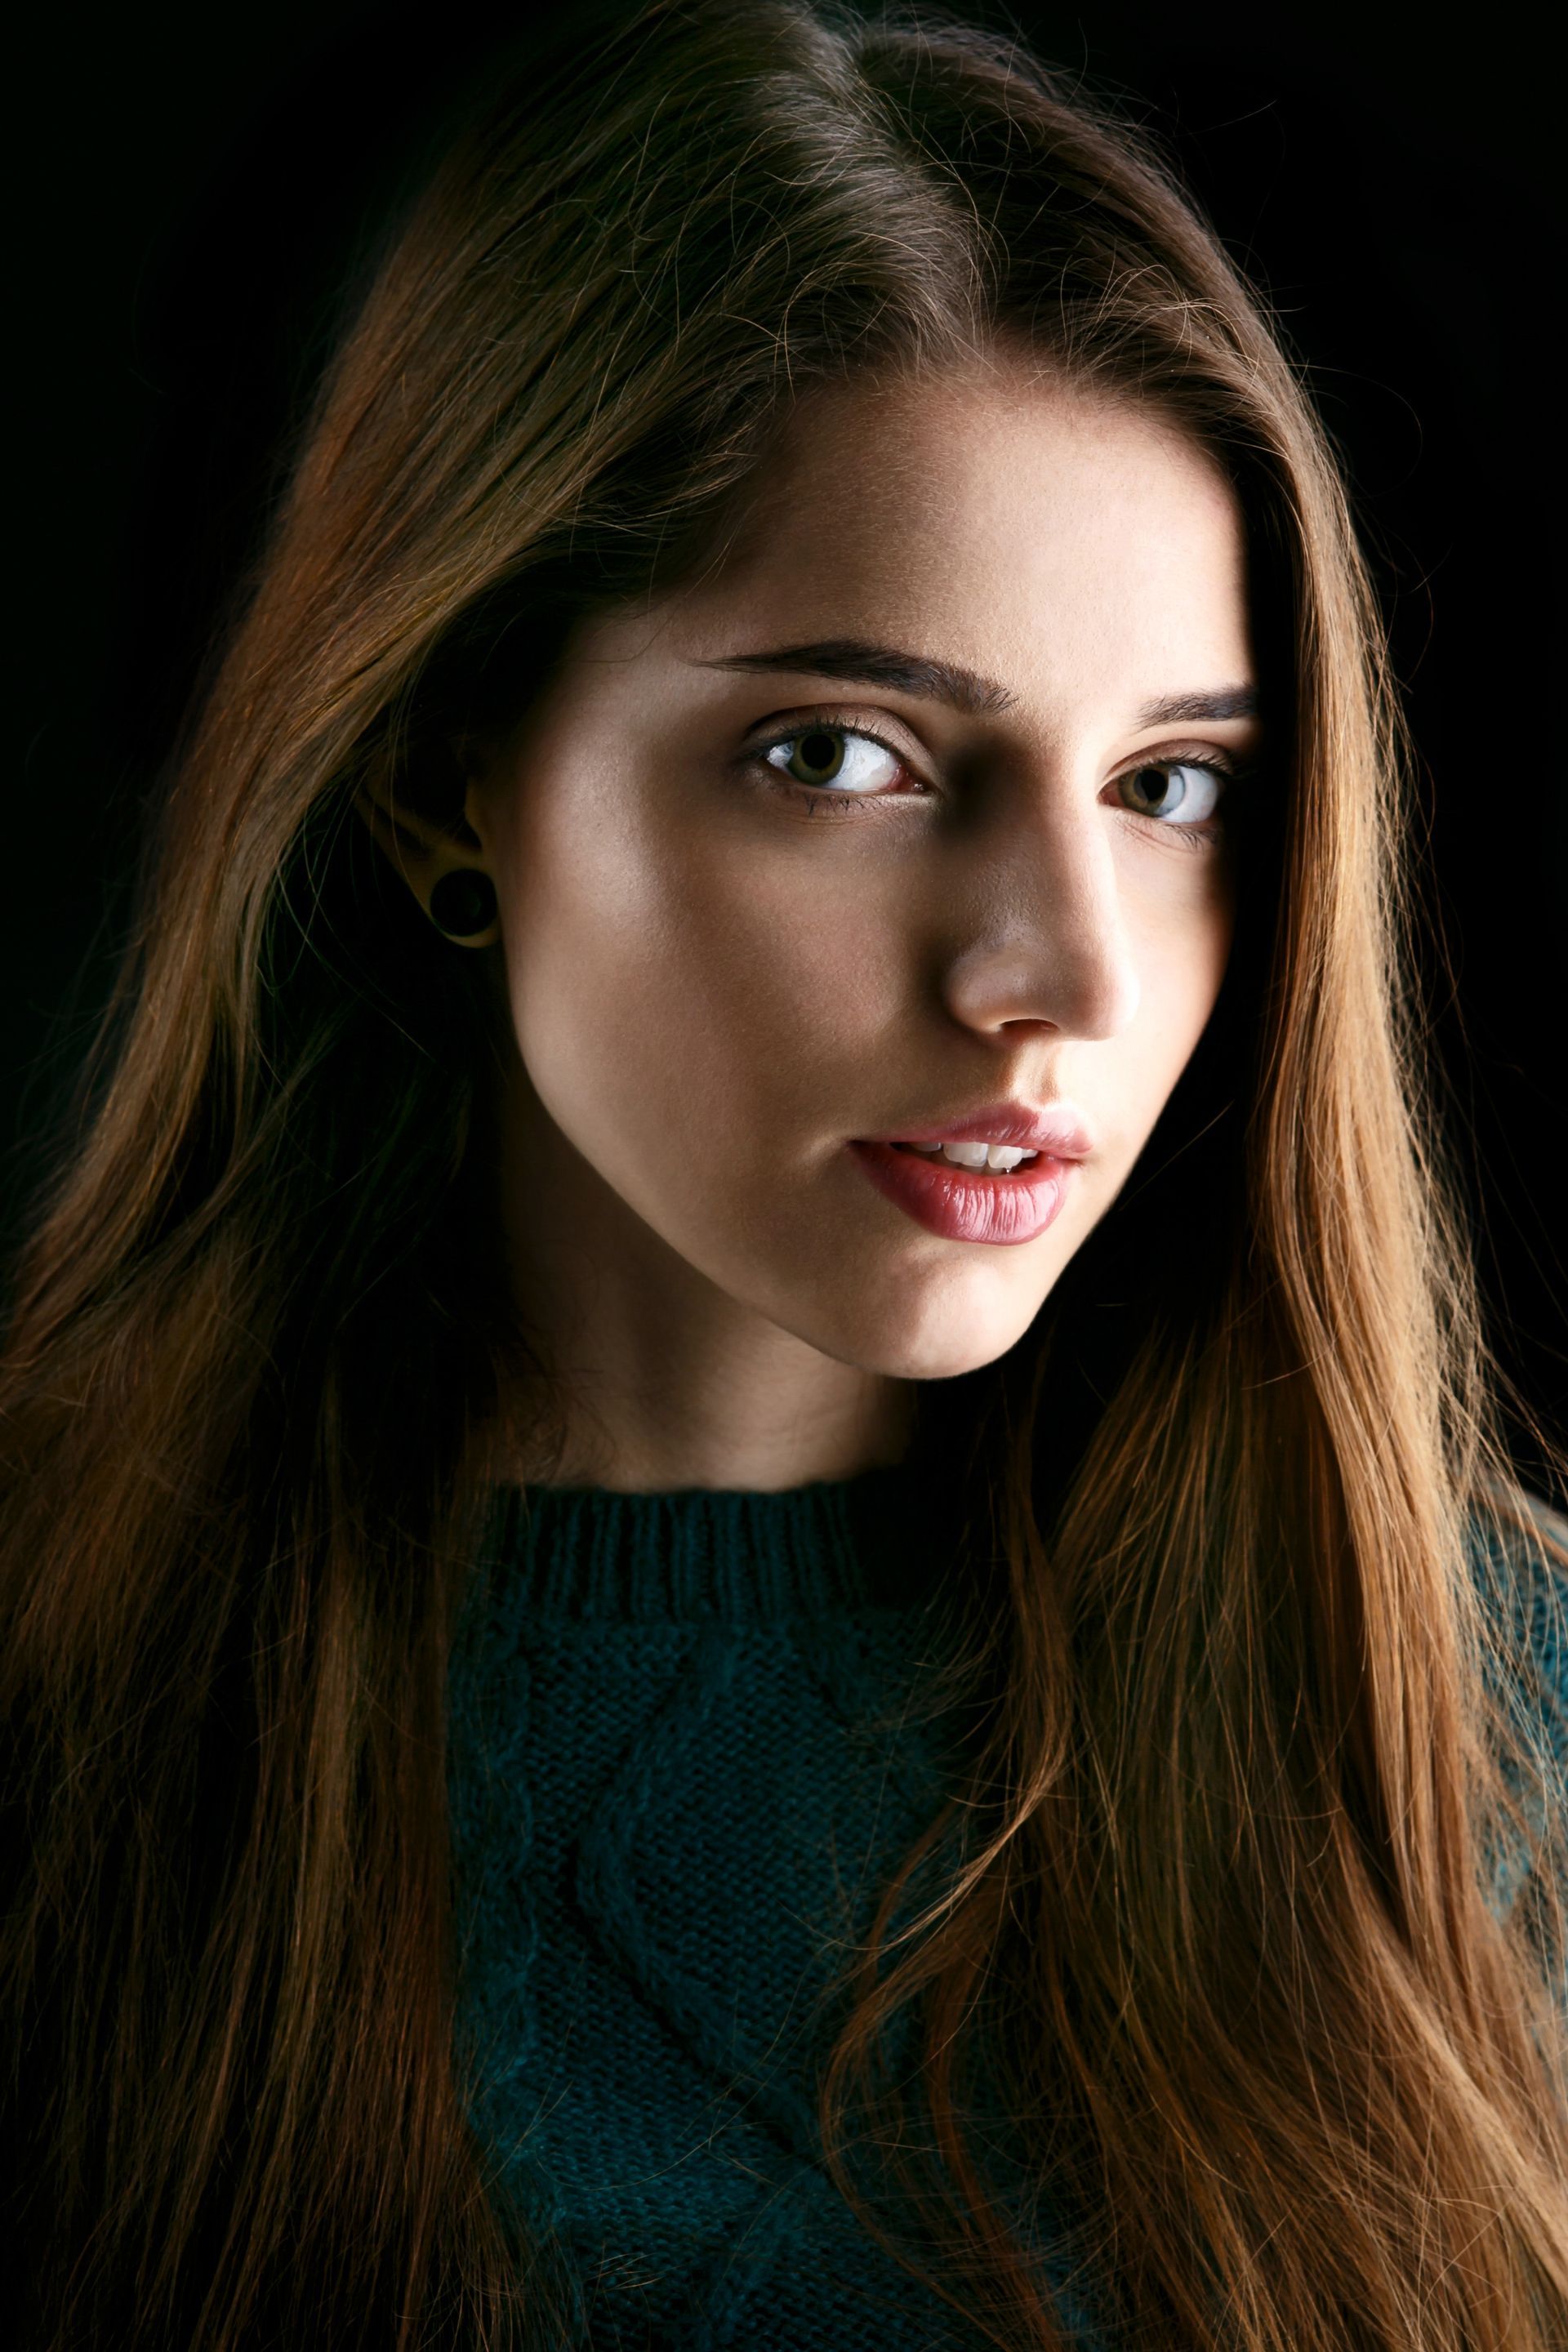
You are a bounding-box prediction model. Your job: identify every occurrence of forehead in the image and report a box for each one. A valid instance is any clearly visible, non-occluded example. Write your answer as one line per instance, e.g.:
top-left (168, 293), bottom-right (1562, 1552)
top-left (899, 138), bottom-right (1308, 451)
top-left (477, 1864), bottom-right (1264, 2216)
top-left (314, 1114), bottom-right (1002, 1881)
top-left (657, 358), bottom-right (1253, 724)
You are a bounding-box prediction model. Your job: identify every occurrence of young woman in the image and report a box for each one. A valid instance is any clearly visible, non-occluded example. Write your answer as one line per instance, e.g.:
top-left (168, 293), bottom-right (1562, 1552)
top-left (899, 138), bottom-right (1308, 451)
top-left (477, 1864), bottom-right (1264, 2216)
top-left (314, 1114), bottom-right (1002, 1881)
top-left (3, 2), bottom-right (1565, 2346)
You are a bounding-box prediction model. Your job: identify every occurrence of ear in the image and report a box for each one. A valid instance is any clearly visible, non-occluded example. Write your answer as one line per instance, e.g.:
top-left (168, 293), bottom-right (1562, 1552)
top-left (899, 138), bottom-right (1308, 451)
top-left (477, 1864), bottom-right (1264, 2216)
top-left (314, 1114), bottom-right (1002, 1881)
top-left (351, 759), bottom-right (501, 950)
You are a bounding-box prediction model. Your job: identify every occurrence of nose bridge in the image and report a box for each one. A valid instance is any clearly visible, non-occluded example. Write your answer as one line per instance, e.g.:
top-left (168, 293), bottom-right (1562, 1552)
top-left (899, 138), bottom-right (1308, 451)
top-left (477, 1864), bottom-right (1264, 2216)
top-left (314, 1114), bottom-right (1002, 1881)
top-left (941, 792), bottom-right (1140, 1042)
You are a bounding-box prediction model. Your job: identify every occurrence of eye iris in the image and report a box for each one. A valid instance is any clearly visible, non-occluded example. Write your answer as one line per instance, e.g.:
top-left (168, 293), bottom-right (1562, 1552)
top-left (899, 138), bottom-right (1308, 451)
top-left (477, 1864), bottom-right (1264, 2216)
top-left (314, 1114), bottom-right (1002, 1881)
top-left (789, 729), bottom-right (845, 784)
top-left (1127, 764), bottom-right (1181, 815)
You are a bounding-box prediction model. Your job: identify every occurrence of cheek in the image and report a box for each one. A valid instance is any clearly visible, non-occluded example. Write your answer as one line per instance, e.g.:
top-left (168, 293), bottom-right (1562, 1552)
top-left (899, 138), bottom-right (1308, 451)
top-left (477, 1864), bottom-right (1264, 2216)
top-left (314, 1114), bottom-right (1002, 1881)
top-left (1125, 858), bottom-right (1235, 1098)
top-left (495, 775), bottom-right (894, 1148)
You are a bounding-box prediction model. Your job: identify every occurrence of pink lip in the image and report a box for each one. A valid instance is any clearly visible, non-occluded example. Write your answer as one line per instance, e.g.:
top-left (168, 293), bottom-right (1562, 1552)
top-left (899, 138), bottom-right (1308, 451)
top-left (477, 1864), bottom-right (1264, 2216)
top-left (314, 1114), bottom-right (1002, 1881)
top-left (846, 1102), bottom-right (1093, 1248)
top-left (860, 1100), bottom-right (1094, 1159)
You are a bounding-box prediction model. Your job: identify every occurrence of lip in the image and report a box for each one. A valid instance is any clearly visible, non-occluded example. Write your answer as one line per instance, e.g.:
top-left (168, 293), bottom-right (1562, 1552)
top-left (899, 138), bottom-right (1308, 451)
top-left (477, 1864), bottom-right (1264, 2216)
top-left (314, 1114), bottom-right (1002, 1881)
top-left (846, 1102), bottom-right (1093, 1249)
top-left (860, 1100), bottom-right (1095, 1158)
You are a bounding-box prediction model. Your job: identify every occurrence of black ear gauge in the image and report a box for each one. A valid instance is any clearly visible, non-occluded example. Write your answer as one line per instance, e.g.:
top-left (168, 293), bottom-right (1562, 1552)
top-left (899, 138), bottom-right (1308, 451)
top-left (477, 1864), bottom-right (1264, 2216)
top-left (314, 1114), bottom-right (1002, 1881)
top-left (428, 868), bottom-right (498, 940)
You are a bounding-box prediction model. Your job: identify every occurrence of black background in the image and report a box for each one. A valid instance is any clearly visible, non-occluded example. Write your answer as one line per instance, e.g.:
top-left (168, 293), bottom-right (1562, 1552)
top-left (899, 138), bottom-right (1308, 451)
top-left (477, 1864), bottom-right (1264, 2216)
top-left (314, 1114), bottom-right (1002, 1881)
top-left (9, 1), bottom-right (1565, 1489)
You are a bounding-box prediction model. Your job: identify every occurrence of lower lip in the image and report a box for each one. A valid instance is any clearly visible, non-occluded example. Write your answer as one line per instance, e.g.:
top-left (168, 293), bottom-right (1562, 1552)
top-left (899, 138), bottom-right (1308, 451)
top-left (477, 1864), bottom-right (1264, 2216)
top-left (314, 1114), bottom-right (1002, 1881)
top-left (847, 1140), bottom-right (1079, 1246)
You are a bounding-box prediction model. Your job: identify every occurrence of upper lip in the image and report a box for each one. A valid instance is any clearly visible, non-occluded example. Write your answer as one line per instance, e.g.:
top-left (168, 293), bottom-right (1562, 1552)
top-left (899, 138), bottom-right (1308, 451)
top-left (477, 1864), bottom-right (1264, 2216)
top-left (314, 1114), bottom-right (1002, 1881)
top-left (862, 1101), bottom-right (1096, 1157)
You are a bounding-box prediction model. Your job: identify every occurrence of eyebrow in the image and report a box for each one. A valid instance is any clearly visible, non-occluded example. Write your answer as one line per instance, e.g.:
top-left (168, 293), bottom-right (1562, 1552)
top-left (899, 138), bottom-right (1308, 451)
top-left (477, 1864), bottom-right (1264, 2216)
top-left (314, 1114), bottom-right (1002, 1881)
top-left (695, 639), bottom-right (1258, 728)
top-left (697, 639), bottom-right (1018, 716)
top-left (1134, 687), bottom-right (1260, 725)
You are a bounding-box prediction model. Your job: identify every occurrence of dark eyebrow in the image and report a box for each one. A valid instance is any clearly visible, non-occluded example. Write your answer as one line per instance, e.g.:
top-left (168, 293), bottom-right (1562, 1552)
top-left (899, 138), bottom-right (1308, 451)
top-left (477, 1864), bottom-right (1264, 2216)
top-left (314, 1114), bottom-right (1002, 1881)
top-left (694, 639), bottom-right (1018, 718)
top-left (696, 640), bottom-right (1260, 730)
top-left (1135, 687), bottom-right (1260, 726)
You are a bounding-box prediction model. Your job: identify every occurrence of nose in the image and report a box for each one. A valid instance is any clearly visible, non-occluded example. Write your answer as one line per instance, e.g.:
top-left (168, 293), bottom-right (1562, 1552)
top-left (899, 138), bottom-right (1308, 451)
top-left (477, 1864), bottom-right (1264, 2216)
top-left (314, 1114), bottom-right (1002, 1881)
top-left (939, 800), bottom-right (1141, 1043)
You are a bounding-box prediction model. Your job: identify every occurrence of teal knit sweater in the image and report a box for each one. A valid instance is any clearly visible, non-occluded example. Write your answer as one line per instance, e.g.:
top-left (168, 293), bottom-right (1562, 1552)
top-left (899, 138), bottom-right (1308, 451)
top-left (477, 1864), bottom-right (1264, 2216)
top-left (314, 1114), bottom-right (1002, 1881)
top-left (447, 1463), bottom-right (1568, 2352)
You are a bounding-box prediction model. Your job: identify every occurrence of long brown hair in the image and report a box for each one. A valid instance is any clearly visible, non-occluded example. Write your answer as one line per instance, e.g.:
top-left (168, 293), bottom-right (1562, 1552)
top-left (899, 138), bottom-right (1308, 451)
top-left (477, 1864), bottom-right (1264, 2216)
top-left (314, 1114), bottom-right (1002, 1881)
top-left (3, 2), bottom-right (1565, 2345)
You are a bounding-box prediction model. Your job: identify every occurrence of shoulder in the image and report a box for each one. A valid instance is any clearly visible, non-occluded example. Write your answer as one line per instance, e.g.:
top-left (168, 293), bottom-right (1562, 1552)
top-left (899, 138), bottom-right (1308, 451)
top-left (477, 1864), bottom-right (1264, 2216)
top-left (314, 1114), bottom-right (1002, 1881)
top-left (1466, 1486), bottom-right (1568, 1780)
top-left (1464, 1489), bottom-right (1568, 1975)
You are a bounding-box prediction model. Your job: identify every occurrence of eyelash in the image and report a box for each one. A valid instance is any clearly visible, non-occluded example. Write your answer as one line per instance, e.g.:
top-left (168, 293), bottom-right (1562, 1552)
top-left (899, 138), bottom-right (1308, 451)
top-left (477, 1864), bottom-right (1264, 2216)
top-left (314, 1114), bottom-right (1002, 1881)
top-left (746, 714), bottom-right (1242, 841)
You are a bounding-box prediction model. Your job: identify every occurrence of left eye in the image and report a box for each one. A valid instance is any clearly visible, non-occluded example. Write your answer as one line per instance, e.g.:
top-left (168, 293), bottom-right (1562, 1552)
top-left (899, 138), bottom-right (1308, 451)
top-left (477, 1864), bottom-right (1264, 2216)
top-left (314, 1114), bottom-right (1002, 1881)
top-left (763, 726), bottom-right (902, 794)
top-left (1116, 762), bottom-right (1226, 823)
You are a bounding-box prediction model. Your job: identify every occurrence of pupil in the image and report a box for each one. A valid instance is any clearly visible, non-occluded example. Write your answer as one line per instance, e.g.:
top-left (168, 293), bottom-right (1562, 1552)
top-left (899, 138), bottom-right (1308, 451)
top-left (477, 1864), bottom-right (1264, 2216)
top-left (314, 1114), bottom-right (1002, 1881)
top-left (1135, 765), bottom-right (1174, 812)
top-left (795, 730), bottom-right (842, 780)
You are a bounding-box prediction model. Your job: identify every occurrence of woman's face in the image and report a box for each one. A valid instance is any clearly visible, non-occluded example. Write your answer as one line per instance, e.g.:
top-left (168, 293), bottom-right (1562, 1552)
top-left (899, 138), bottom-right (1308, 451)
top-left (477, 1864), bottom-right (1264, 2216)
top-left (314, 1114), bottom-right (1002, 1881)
top-left (469, 359), bottom-right (1258, 1390)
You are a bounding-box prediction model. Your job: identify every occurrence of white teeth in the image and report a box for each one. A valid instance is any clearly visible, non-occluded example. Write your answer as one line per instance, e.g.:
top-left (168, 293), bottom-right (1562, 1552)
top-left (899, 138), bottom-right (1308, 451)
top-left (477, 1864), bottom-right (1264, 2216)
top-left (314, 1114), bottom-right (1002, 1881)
top-left (898, 1139), bottom-right (1040, 1172)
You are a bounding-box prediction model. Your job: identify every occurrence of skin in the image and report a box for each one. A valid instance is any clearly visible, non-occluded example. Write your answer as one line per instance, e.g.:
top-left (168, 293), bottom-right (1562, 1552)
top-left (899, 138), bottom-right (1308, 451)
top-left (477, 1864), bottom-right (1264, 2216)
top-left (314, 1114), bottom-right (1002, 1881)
top-left (359, 355), bottom-right (1260, 1490)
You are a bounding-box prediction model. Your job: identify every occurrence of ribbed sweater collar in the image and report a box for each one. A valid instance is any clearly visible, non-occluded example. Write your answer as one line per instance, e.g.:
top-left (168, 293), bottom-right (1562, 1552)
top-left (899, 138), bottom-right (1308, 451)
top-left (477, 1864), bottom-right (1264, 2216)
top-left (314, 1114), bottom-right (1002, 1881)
top-left (476, 1450), bottom-right (960, 1623)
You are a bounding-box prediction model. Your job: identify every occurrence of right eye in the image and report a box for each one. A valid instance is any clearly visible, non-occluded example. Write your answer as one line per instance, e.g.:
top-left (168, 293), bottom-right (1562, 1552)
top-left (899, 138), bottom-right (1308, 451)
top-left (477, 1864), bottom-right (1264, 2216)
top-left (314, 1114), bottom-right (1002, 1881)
top-left (761, 725), bottom-right (905, 795)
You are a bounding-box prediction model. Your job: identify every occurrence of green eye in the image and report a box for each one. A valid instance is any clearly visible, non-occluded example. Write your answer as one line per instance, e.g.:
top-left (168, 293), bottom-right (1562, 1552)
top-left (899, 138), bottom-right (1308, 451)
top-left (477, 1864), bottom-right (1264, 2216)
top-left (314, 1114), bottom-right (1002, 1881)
top-left (763, 725), bottom-right (903, 795)
top-left (785, 728), bottom-right (849, 783)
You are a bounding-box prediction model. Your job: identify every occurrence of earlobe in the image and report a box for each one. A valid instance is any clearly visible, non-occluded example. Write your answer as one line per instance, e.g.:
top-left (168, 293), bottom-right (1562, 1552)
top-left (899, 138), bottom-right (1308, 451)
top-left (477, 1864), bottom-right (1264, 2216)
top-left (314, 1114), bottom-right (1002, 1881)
top-left (428, 868), bottom-right (500, 942)
top-left (351, 779), bottom-right (501, 950)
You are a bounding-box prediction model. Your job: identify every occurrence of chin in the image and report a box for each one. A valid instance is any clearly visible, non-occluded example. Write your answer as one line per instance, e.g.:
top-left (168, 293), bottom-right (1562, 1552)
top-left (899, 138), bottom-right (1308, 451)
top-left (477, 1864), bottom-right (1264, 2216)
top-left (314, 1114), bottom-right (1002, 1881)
top-left (825, 1285), bottom-right (1047, 1383)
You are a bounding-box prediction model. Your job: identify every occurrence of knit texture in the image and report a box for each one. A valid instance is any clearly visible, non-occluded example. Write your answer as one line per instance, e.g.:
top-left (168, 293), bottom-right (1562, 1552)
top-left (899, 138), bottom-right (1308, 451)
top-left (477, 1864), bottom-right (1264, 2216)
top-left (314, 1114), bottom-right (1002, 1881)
top-left (447, 1466), bottom-right (1568, 2352)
